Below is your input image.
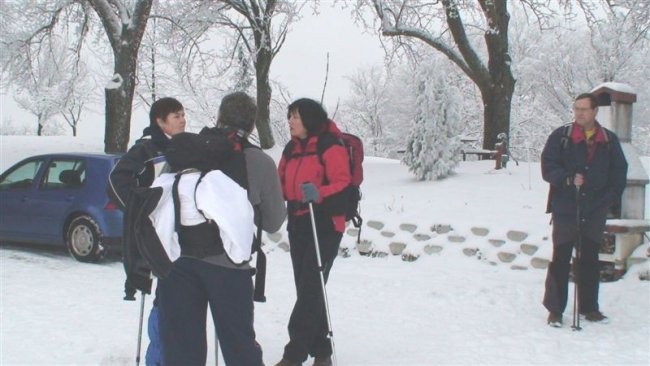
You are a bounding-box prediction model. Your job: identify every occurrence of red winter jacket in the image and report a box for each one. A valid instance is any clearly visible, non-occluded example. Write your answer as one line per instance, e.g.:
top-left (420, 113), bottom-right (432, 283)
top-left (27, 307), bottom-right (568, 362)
top-left (278, 120), bottom-right (351, 233)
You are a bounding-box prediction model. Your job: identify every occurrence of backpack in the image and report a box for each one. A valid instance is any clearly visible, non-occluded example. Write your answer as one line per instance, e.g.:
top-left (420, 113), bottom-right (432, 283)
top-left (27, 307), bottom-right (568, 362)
top-left (124, 129), bottom-right (268, 302)
top-left (283, 131), bottom-right (365, 243)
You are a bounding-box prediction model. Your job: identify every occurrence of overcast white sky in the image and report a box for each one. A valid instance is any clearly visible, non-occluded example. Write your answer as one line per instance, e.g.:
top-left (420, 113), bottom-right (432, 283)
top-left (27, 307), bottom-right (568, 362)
top-left (0, 3), bottom-right (385, 140)
top-left (271, 4), bottom-right (385, 104)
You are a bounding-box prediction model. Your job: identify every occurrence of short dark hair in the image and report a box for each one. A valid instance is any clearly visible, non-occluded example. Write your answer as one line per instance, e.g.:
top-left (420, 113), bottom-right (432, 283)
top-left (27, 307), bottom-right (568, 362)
top-left (575, 93), bottom-right (598, 109)
top-left (149, 97), bottom-right (184, 126)
top-left (217, 92), bottom-right (257, 133)
top-left (287, 98), bottom-right (328, 134)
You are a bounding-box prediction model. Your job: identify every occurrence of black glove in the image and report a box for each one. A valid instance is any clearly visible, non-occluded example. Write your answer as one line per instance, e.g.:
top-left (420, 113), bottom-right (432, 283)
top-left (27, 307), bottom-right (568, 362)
top-left (123, 274), bottom-right (152, 301)
top-left (301, 182), bottom-right (320, 203)
top-left (123, 279), bottom-right (137, 301)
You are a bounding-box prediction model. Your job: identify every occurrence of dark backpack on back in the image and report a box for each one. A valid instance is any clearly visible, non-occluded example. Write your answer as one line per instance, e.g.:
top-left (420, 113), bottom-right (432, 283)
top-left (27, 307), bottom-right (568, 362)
top-left (124, 128), bottom-right (268, 302)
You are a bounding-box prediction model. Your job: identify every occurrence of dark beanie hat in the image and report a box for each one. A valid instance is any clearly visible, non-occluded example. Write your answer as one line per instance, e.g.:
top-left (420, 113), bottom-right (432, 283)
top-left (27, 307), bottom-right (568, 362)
top-left (287, 98), bottom-right (328, 135)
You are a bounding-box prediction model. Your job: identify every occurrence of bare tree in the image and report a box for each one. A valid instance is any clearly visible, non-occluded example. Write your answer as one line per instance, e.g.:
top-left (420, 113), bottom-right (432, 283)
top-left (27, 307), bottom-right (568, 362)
top-left (1, 0), bottom-right (153, 151)
top-left (1, 2), bottom-right (89, 136)
top-left (202, 0), bottom-right (305, 148)
top-left (365, 0), bottom-right (516, 150)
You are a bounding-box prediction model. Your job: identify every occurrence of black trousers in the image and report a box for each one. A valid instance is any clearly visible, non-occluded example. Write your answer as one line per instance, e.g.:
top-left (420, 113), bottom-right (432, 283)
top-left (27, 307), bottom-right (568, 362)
top-left (543, 236), bottom-right (601, 315)
top-left (283, 213), bottom-right (342, 363)
top-left (158, 258), bottom-right (263, 366)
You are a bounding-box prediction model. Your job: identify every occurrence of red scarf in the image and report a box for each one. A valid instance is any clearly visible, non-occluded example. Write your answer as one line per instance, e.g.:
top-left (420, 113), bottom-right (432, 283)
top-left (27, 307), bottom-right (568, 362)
top-left (570, 121), bottom-right (607, 163)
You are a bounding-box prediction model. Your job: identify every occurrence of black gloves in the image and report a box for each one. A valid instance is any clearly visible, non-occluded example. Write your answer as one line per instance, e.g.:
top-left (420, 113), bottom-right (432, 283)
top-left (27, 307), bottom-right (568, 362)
top-left (123, 275), bottom-right (152, 301)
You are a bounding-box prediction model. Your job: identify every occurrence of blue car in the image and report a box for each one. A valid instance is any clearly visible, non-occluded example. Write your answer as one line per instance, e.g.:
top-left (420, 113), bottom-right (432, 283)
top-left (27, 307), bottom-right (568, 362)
top-left (0, 152), bottom-right (123, 262)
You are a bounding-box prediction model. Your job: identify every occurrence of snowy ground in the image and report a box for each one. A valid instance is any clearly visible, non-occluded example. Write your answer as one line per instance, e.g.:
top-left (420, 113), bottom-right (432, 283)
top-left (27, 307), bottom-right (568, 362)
top-left (1, 136), bottom-right (649, 365)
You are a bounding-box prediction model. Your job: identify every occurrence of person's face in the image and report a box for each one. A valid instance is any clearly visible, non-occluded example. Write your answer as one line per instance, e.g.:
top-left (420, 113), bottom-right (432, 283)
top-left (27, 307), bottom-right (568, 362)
top-left (573, 98), bottom-right (598, 129)
top-left (157, 109), bottom-right (186, 136)
top-left (288, 109), bottom-right (308, 139)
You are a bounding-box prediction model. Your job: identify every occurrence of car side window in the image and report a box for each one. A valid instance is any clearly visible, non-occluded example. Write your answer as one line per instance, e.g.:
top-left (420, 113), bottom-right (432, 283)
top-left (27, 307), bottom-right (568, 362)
top-left (41, 159), bottom-right (86, 189)
top-left (0, 160), bottom-right (43, 190)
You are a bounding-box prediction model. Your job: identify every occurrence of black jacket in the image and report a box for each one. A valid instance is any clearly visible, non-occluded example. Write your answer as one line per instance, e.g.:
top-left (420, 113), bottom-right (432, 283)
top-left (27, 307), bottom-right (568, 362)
top-left (108, 127), bottom-right (170, 297)
top-left (541, 122), bottom-right (627, 242)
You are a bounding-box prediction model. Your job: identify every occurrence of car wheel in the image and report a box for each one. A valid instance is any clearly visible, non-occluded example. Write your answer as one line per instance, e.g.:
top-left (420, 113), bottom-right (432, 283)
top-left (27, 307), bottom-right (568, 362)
top-left (66, 215), bottom-right (106, 262)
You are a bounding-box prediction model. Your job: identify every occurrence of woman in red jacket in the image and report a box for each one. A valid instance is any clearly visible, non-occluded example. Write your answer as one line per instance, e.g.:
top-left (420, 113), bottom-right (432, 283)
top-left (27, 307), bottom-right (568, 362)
top-left (275, 98), bottom-right (351, 366)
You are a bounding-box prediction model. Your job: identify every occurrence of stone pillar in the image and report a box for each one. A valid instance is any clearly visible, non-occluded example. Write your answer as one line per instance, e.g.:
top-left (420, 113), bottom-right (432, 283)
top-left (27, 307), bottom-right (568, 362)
top-left (591, 83), bottom-right (648, 220)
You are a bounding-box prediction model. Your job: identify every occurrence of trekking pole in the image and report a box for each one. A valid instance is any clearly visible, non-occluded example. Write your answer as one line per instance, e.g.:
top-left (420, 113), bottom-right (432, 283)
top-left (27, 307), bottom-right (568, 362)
top-left (135, 291), bottom-right (146, 366)
top-left (307, 202), bottom-right (337, 366)
top-left (215, 330), bottom-right (219, 366)
top-left (571, 186), bottom-right (582, 331)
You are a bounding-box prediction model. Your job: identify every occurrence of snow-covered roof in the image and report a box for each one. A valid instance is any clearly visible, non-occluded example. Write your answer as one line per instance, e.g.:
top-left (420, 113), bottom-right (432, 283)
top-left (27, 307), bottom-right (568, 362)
top-left (593, 82), bottom-right (637, 94)
top-left (591, 82), bottom-right (637, 104)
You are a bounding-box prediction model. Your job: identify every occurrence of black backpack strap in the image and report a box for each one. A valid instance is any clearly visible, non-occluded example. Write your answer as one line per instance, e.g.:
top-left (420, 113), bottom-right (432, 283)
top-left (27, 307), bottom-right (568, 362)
top-left (192, 171), bottom-right (210, 221)
top-left (560, 123), bottom-right (573, 150)
top-left (173, 170), bottom-right (210, 232)
top-left (172, 173), bottom-right (182, 232)
top-left (315, 132), bottom-right (343, 165)
top-left (252, 206), bottom-right (266, 302)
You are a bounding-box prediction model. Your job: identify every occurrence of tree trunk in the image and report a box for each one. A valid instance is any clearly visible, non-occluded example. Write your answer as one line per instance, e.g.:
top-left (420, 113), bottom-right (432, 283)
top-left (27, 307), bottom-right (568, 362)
top-left (255, 71), bottom-right (275, 149)
top-left (37, 114), bottom-right (43, 136)
top-left (88, 0), bottom-right (152, 153)
top-left (480, 85), bottom-right (513, 150)
top-left (479, 0), bottom-right (515, 150)
top-left (104, 53), bottom-right (138, 153)
top-left (254, 34), bottom-right (275, 149)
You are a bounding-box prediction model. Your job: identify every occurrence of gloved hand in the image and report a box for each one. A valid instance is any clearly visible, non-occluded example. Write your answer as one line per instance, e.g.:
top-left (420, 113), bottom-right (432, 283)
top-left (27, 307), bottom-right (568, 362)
top-left (123, 274), bottom-right (152, 301)
top-left (301, 182), bottom-right (320, 203)
top-left (123, 278), bottom-right (137, 301)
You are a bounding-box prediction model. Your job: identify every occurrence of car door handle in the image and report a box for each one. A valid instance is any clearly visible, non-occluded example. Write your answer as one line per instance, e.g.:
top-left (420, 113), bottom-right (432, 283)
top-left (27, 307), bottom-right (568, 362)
top-left (21, 196), bottom-right (28, 203)
top-left (66, 195), bottom-right (75, 201)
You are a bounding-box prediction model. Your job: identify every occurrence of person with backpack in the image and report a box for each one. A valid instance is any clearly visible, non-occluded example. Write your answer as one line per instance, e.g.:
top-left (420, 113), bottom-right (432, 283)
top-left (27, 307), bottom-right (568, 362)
top-left (107, 97), bottom-right (186, 366)
top-left (274, 98), bottom-right (352, 366)
top-left (541, 92), bottom-right (627, 328)
top-left (154, 92), bottom-right (286, 365)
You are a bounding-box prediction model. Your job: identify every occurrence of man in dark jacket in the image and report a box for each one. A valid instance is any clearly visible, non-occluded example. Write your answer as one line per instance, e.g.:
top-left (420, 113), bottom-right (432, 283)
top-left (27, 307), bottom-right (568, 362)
top-left (108, 97), bottom-right (186, 365)
top-left (541, 93), bottom-right (627, 328)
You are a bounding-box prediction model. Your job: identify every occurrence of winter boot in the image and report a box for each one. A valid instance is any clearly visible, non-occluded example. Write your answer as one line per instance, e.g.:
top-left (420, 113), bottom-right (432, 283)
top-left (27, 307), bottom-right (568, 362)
top-left (582, 310), bottom-right (609, 323)
top-left (547, 312), bottom-right (563, 328)
top-left (313, 356), bottom-right (332, 366)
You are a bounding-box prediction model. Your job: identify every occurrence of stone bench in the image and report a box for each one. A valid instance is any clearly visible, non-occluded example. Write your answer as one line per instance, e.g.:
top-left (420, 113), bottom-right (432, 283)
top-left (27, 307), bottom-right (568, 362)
top-left (601, 219), bottom-right (650, 269)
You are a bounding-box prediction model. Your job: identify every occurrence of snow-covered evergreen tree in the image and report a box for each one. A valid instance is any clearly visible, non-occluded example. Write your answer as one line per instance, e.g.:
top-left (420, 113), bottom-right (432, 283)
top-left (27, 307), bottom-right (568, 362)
top-left (402, 63), bottom-right (462, 180)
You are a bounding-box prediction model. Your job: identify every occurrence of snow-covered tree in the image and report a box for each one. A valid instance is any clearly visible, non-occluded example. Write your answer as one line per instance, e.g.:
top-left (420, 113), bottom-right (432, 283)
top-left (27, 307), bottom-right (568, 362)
top-left (360, 0), bottom-right (516, 151)
top-left (1, 0), bottom-right (152, 151)
top-left (402, 64), bottom-right (462, 181)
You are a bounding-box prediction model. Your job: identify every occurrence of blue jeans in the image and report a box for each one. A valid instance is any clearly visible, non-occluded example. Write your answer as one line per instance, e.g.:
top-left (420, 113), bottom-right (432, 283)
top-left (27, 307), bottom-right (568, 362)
top-left (145, 304), bottom-right (163, 366)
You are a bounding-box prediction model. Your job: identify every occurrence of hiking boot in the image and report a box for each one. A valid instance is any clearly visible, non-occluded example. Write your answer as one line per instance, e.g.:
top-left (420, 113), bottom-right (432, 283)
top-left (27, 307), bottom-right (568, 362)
top-left (547, 312), bottom-right (563, 328)
top-left (274, 359), bottom-right (302, 366)
top-left (582, 310), bottom-right (609, 323)
top-left (313, 356), bottom-right (332, 366)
